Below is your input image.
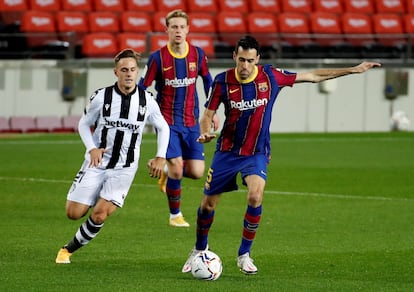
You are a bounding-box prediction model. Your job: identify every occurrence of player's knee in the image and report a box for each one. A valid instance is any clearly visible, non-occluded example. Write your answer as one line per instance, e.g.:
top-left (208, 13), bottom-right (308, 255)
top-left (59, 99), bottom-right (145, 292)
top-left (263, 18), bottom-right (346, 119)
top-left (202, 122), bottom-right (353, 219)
top-left (66, 209), bottom-right (86, 220)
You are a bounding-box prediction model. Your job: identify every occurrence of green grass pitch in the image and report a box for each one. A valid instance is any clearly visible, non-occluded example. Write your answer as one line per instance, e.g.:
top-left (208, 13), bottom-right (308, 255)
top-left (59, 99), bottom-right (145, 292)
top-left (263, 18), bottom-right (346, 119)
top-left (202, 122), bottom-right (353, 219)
top-left (0, 132), bottom-right (413, 291)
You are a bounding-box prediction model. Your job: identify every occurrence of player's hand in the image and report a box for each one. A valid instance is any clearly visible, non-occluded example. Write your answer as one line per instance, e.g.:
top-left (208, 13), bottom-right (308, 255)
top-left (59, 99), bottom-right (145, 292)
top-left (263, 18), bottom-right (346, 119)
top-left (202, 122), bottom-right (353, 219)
top-left (88, 148), bottom-right (107, 167)
top-left (147, 157), bottom-right (166, 178)
top-left (197, 133), bottom-right (216, 143)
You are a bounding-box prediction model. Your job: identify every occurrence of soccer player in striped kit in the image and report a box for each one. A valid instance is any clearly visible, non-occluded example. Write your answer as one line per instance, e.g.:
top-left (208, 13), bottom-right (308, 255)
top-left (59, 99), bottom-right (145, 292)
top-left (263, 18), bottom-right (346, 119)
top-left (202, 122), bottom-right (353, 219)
top-left (182, 36), bottom-right (381, 274)
top-left (55, 49), bottom-right (170, 264)
top-left (139, 10), bottom-right (218, 227)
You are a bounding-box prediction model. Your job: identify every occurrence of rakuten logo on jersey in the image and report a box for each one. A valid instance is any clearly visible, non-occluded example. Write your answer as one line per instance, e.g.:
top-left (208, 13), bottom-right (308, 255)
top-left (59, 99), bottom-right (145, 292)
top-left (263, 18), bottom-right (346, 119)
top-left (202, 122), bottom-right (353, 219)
top-left (165, 77), bottom-right (196, 87)
top-left (230, 98), bottom-right (268, 111)
top-left (104, 118), bottom-right (140, 131)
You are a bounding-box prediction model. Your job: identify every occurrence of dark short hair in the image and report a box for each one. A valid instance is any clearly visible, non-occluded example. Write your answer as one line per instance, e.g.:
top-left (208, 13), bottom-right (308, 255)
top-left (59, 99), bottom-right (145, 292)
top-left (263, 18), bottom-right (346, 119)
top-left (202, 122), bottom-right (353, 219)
top-left (114, 49), bottom-right (141, 66)
top-left (234, 35), bottom-right (261, 55)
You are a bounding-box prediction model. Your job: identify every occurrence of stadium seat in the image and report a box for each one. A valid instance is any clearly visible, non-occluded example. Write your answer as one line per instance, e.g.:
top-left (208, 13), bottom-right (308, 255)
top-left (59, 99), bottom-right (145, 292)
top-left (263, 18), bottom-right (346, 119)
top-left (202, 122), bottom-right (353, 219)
top-left (0, 0), bottom-right (28, 25)
top-left (186, 0), bottom-right (218, 13)
top-left (61, 0), bottom-right (92, 11)
top-left (375, 0), bottom-right (405, 14)
top-left (28, 0), bottom-right (60, 11)
top-left (278, 12), bottom-right (312, 46)
top-left (56, 11), bottom-right (89, 45)
top-left (156, 0), bottom-right (186, 12)
top-left (407, 0), bottom-right (414, 13)
top-left (187, 34), bottom-right (215, 58)
top-left (343, 0), bottom-right (374, 14)
top-left (9, 116), bottom-right (38, 133)
top-left (371, 13), bottom-right (406, 58)
top-left (249, 0), bottom-right (280, 13)
top-left (93, 0), bottom-right (124, 12)
top-left (341, 13), bottom-right (375, 47)
top-left (149, 34), bottom-right (169, 52)
top-left (217, 0), bottom-right (249, 13)
top-left (280, 0), bottom-right (312, 13)
top-left (313, 0), bottom-right (343, 14)
top-left (20, 11), bottom-right (61, 49)
top-left (125, 0), bottom-right (155, 12)
top-left (188, 12), bottom-right (216, 33)
top-left (309, 12), bottom-right (344, 46)
top-left (120, 12), bottom-right (152, 33)
top-left (88, 12), bottom-right (119, 33)
top-left (117, 33), bottom-right (147, 54)
top-left (403, 14), bottom-right (414, 34)
top-left (61, 115), bottom-right (81, 132)
top-left (215, 11), bottom-right (247, 58)
top-left (82, 32), bottom-right (118, 57)
top-left (247, 12), bottom-right (279, 58)
top-left (153, 11), bottom-right (167, 32)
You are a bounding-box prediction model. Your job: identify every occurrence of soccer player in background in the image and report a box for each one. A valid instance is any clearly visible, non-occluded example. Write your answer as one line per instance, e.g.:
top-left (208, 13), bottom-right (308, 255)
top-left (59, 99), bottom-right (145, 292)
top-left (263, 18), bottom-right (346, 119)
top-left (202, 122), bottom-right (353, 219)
top-left (55, 49), bottom-right (170, 264)
top-left (139, 10), bottom-right (218, 227)
top-left (182, 35), bottom-right (381, 274)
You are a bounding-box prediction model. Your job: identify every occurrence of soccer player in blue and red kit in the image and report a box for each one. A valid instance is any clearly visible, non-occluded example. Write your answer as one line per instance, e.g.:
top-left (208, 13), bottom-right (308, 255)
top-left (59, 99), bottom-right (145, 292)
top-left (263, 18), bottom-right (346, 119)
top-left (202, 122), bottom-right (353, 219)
top-left (139, 10), bottom-right (218, 227)
top-left (182, 36), bottom-right (381, 274)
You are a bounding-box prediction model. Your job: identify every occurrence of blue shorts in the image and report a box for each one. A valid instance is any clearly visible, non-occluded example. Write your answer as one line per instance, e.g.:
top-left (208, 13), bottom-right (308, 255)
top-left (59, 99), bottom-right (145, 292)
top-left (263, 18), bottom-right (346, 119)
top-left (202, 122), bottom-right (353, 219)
top-left (167, 124), bottom-right (204, 160)
top-left (204, 151), bottom-right (269, 195)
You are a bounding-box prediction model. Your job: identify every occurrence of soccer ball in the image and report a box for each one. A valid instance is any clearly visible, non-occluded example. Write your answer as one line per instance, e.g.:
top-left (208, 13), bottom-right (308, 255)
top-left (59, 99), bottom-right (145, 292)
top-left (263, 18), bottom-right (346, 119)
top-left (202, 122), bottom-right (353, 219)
top-left (390, 111), bottom-right (411, 131)
top-left (191, 250), bottom-right (223, 281)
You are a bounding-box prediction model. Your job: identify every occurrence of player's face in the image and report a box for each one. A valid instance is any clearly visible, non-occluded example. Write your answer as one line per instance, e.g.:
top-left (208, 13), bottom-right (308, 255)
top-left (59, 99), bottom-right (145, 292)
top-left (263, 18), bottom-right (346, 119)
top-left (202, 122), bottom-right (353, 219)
top-left (166, 17), bottom-right (189, 45)
top-left (114, 57), bottom-right (138, 94)
top-left (233, 47), bottom-right (260, 81)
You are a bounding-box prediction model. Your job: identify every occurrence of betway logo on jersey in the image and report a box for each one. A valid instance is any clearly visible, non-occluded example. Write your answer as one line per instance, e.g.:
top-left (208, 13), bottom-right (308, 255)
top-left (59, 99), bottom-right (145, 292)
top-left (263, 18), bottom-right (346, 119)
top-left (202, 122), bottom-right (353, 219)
top-left (230, 98), bottom-right (268, 111)
top-left (104, 118), bottom-right (140, 131)
top-left (165, 77), bottom-right (196, 87)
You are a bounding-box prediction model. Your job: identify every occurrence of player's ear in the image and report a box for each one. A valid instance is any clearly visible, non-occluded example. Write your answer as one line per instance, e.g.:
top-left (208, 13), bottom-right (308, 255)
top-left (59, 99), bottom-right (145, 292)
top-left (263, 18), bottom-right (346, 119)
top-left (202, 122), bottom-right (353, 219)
top-left (114, 68), bottom-right (118, 77)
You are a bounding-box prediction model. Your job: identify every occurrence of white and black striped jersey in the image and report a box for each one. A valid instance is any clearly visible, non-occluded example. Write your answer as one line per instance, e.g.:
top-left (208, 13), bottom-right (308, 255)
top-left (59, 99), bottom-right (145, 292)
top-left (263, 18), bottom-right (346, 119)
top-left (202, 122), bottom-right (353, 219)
top-left (78, 83), bottom-right (169, 169)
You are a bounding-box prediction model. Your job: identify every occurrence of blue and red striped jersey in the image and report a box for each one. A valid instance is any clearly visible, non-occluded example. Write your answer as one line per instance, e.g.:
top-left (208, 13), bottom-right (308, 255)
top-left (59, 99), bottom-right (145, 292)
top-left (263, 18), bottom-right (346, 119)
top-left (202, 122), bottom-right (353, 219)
top-left (138, 42), bottom-right (212, 127)
top-left (206, 64), bottom-right (296, 156)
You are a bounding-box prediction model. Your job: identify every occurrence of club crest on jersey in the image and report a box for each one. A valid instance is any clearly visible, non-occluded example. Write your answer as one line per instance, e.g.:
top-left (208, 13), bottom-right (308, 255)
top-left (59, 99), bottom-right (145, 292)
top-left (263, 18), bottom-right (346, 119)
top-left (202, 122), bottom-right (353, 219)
top-left (258, 82), bottom-right (268, 92)
top-left (189, 62), bottom-right (196, 72)
top-left (104, 104), bottom-right (110, 111)
top-left (139, 105), bottom-right (147, 116)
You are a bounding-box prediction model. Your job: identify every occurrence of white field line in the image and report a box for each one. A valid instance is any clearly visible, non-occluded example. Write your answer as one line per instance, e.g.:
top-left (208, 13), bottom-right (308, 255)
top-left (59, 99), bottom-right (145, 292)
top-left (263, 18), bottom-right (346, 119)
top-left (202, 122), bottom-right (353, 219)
top-left (1, 176), bottom-right (413, 202)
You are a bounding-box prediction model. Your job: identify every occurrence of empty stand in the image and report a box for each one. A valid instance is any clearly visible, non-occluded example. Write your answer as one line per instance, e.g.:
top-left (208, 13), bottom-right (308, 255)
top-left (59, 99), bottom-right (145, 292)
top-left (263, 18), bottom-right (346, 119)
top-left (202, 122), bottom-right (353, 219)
top-left (281, 0), bottom-right (312, 13)
top-left (88, 12), bottom-right (119, 33)
top-left (249, 0), bottom-right (280, 12)
top-left (343, 0), bottom-right (374, 14)
top-left (125, 0), bottom-right (155, 12)
top-left (117, 33), bottom-right (147, 53)
top-left (407, 0), bottom-right (414, 13)
top-left (186, 0), bottom-right (218, 13)
top-left (20, 11), bottom-right (60, 48)
top-left (56, 11), bottom-right (89, 45)
top-left (187, 34), bottom-right (215, 58)
top-left (120, 12), bottom-right (152, 33)
top-left (404, 14), bottom-right (414, 34)
top-left (218, 0), bottom-right (249, 13)
top-left (313, 0), bottom-right (343, 14)
top-left (216, 11), bottom-right (247, 58)
top-left (82, 32), bottom-right (118, 57)
top-left (372, 13), bottom-right (406, 58)
top-left (309, 12), bottom-right (343, 46)
top-left (375, 0), bottom-right (405, 14)
top-left (0, 0), bottom-right (28, 25)
top-left (153, 11), bottom-right (167, 32)
top-left (61, 0), bottom-right (92, 11)
top-left (156, 0), bottom-right (186, 12)
top-left (93, 0), bottom-right (124, 12)
top-left (247, 12), bottom-right (279, 58)
top-left (149, 34), bottom-right (169, 52)
top-left (189, 12), bottom-right (216, 33)
top-left (341, 13), bottom-right (375, 47)
top-left (28, 0), bottom-right (60, 11)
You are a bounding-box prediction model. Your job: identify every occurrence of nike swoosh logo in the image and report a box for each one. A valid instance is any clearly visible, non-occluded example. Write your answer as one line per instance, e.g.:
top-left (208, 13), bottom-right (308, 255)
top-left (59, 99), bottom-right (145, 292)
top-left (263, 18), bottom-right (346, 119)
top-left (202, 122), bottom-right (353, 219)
top-left (230, 88), bottom-right (239, 93)
top-left (163, 66), bottom-right (173, 71)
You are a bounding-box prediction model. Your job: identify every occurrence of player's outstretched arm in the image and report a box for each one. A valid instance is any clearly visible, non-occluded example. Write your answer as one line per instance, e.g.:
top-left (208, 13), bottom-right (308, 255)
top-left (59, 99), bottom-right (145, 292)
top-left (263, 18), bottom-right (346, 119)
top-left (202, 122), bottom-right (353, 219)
top-left (295, 61), bottom-right (382, 83)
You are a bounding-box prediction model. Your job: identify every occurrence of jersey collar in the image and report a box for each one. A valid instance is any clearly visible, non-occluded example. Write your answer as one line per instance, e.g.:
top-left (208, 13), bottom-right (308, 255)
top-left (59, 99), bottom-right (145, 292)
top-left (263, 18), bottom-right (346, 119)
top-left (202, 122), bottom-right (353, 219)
top-left (167, 41), bottom-right (189, 59)
top-left (235, 66), bottom-right (258, 84)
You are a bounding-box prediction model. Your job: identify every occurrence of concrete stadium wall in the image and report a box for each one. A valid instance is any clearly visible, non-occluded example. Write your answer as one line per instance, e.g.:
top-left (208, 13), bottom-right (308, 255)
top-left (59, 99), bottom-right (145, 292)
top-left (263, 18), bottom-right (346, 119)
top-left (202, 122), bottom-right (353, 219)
top-left (0, 61), bottom-right (413, 132)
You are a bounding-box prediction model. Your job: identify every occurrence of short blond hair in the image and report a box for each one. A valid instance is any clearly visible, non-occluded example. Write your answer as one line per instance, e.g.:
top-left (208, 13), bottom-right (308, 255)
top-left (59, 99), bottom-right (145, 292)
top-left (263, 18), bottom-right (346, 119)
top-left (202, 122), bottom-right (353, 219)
top-left (165, 9), bottom-right (189, 27)
top-left (114, 49), bottom-right (141, 66)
